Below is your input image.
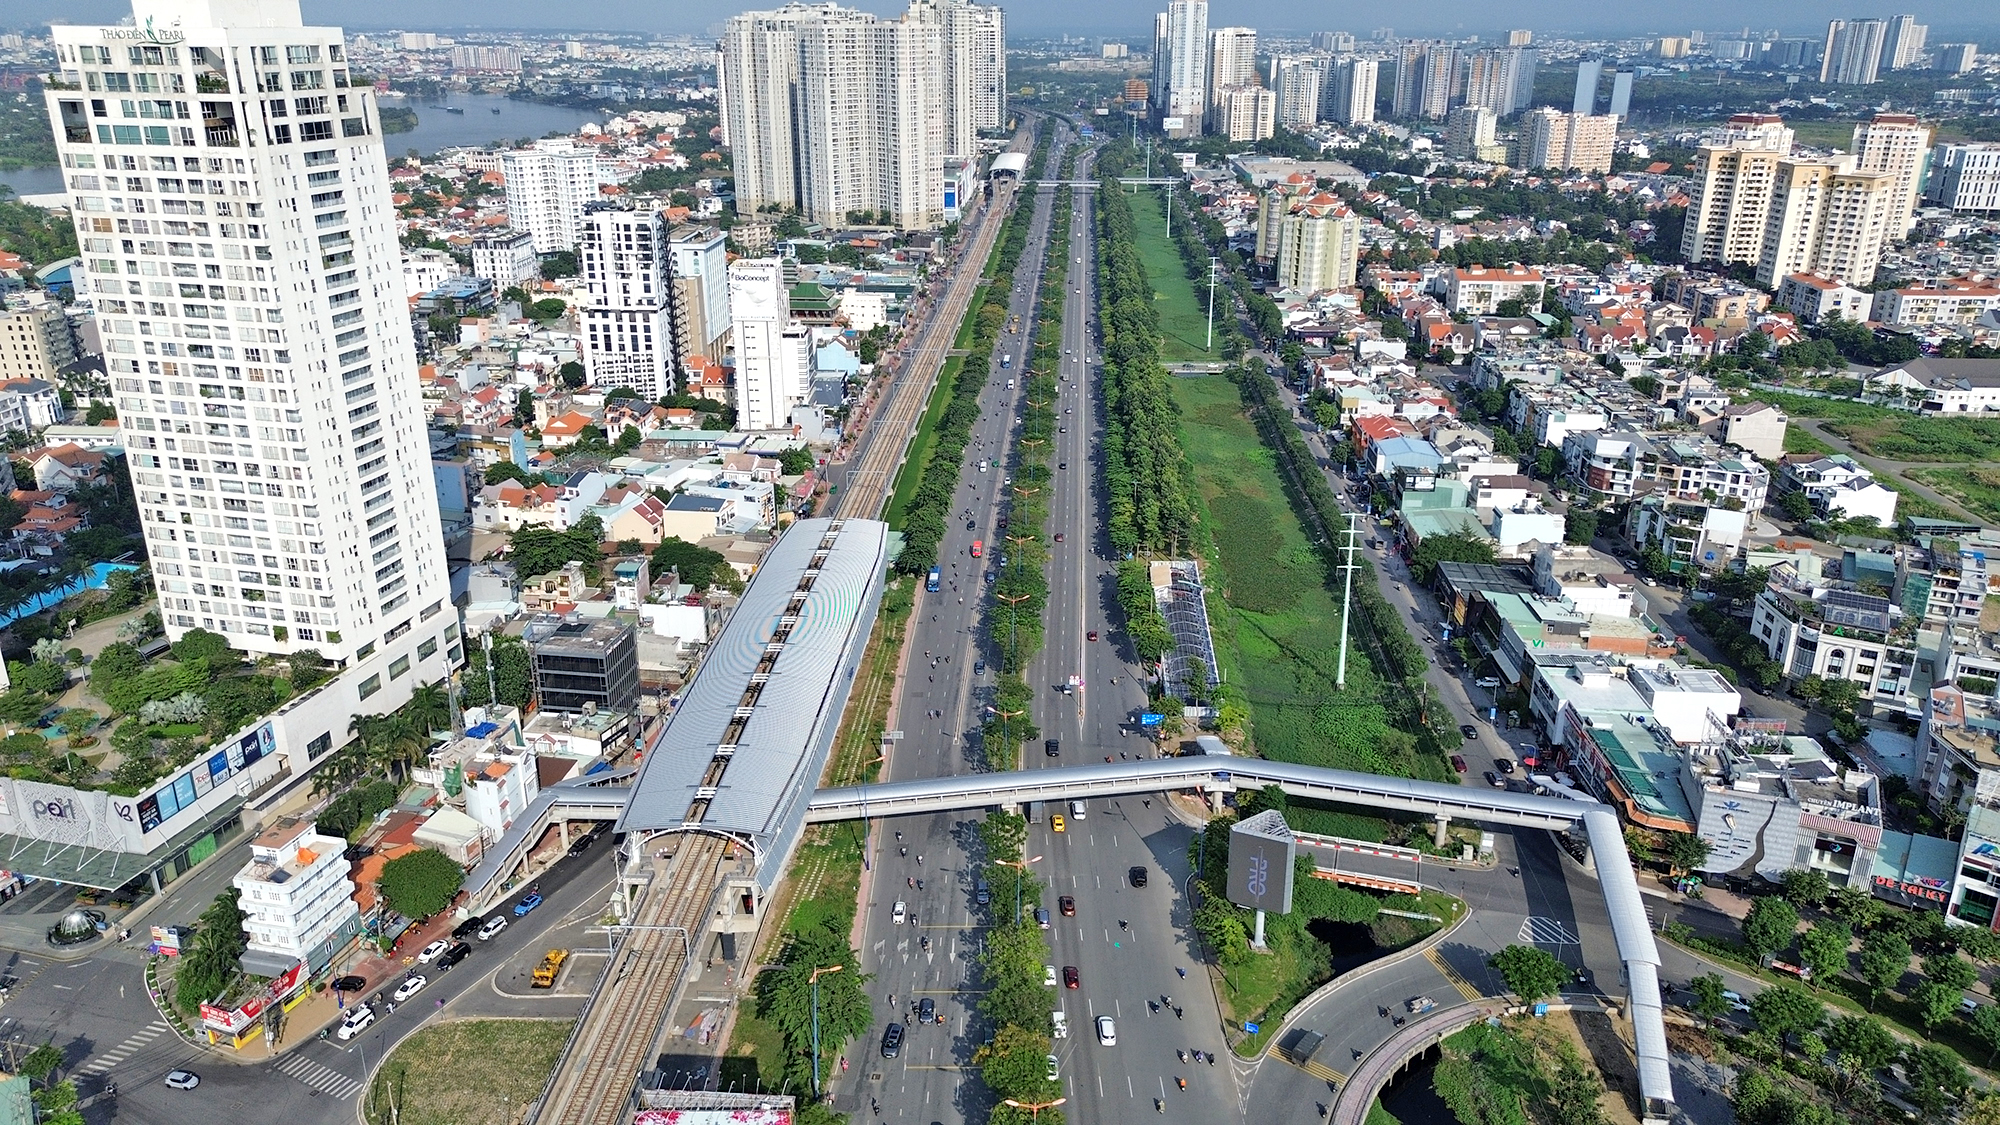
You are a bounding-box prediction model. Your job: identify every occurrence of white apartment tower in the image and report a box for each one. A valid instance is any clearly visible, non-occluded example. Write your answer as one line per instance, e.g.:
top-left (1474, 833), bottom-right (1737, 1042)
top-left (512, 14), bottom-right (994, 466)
top-left (729, 258), bottom-right (813, 431)
top-left (577, 203), bottom-right (684, 400)
top-left (1882, 14), bottom-right (1927, 70)
top-left (1850, 113), bottom-right (1932, 241)
top-left (1154, 0), bottom-right (1208, 138)
top-left (1206, 26), bottom-right (1257, 132)
top-left (502, 141), bottom-right (600, 253)
top-left (1272, 59), bottom-right (1321, 130)
top-left (1259, 189), bottom-right (1362, 292)
top-left (47, 0), bottom-right (456, 680)
top-left (670, 225), bottom-right (732, 362)
top-left (1821, 19), bottom-right (1887, 85)
top-left (721, 1), bottom-right (990, 230)
top-left (1321, 57), bottom-right (1377, 126)
top-left (470, 228), bottom-right (538, 288)
top-left (1521, 109), bottom-right (1617, 174)
top-left (1929, 144), bottom-right (2000, 214)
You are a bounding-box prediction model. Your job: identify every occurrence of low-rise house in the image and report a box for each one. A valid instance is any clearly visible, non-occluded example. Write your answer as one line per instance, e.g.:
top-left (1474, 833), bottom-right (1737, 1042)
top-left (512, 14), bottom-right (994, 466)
top-left (29, 443), bottom-right (109, 493)
top-left (1779, 455), bottom-right (1899, 525)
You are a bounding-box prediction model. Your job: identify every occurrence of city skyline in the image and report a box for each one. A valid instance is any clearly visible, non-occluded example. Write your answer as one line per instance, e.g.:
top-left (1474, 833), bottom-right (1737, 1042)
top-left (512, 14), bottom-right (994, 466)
top-left (11, 0), bottom-right (2000, 41)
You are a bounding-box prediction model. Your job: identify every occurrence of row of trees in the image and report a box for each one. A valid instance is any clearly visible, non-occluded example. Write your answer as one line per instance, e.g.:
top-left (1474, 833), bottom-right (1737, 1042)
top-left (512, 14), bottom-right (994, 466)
top-left (1093, 147), bottom-right (1201, 557)
top-left (971, 811), bottom-right (1066, 1125)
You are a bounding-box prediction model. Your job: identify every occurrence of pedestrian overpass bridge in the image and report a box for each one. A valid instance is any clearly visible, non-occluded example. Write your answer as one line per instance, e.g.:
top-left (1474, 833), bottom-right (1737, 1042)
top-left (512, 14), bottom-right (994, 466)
top-left (499, 754), bottom-right (1674, 1125)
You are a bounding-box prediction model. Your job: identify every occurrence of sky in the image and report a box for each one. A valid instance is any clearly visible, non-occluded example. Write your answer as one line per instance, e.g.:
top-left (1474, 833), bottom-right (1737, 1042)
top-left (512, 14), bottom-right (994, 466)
top-left (14, 0), bottom-right (2000, 42)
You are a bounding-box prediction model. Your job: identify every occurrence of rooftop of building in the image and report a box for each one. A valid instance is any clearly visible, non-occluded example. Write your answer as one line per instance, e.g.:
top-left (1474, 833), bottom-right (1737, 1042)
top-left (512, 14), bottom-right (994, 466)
top-left (524, 615), bottom-right (634, 656)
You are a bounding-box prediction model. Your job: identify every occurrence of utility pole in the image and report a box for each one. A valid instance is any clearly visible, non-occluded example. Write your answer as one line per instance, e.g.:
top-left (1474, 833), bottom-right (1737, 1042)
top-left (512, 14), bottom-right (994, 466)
top-left (1335, 512), bottom-right (1362, 689)
top-left (1206, 256), bottom-right (1219, 352)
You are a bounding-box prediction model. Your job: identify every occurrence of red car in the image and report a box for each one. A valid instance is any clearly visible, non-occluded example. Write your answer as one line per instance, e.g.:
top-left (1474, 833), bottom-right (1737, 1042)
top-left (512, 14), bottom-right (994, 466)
top-left (1450, 754), bottom-right (1468, 774)
top-left (1063, 966), bottom-right (1080, 989)
top-left (1059, 895), bottom-right (1075, 916)
top-left (1087, 631), bottom-right (1098, 641)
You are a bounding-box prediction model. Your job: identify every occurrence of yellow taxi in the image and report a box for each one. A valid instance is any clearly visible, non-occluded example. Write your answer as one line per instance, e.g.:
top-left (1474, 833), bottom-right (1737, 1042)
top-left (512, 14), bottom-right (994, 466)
top-left (1051, 814), bottom-right (1066, 833)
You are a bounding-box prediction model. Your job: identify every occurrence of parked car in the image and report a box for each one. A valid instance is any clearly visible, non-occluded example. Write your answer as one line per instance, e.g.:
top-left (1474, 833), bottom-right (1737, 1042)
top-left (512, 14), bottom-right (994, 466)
top-left (513, 892), bottom-right (543, 916)
top-left (1450, 754), bottom-right (1468, 774)
top-left (452, 917), bottom-right (485, 940)
top-left (1044, 965), bottom-right (1059, 988)
top-left (1035, 908), bottom-right (1051, 930)
top-left (417, 939), bottom-right (451, 963)
top-left (477, 915), bottom-right (509, 941)
top-left (976, 880), bottom-right (991, 906)
top-left (1483, 771), bottom-right (1506, 788)
top-left (1495, 758), bottom-right (1515, 774)
top-left (1459, 724), bottom-right (1479, 739)
top-left (331, 975), bottom-right (366, 992)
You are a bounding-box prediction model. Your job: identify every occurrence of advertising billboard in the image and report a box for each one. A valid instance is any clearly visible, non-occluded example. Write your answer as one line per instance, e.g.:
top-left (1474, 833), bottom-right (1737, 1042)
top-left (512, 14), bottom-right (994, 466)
top-left (1226, 810), bottom-right (1295, 914)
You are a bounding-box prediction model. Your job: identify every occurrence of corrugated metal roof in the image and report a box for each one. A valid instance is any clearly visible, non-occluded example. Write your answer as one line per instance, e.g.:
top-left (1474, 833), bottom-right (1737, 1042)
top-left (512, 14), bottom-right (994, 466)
top-left (617, 518), bottom-right (888, 858)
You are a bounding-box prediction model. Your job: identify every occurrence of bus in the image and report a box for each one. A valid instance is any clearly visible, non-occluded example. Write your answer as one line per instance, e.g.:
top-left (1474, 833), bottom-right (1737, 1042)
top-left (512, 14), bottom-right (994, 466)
top-left (926, 567), bottom-right (941, 593)
top-left (971, 540), bottom-right (983, 559)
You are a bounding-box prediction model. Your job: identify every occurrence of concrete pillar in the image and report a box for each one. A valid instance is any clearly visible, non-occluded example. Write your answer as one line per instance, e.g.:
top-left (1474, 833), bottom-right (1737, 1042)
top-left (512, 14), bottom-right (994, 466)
top-left (1433, 814), bottom-right (1451, 848)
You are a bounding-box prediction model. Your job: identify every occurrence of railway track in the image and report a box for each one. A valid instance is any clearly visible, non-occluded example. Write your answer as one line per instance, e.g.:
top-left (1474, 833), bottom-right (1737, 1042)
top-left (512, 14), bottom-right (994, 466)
top-left (835, 179), bottom-right (1018, 519)
top-left (539, 835), bottom-right (727, 1125)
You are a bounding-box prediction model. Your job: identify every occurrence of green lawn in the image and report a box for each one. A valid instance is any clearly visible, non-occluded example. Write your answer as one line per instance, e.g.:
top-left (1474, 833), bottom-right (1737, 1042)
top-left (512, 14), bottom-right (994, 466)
top-left (1128, 187), bottom-right (1222, 362)
top-left (1172, 376), bottom-right (1411, 776)
top-left (365, 1019), bottom-right (572, 1125)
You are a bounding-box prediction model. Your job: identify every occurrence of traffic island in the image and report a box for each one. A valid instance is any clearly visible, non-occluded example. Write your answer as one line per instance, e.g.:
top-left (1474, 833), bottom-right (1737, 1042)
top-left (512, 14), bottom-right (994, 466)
top-left (363, 1018), bottom-right (573, 1125)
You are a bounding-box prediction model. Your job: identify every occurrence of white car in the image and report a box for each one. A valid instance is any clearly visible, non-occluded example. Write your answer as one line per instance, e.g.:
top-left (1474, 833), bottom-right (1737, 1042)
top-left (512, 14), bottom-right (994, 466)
top-left (892, 901), bottom-right (908, 925)
top-left (1051, 1010), bottom-right (1069, 1039)
top-left (416, 939), bottom-right (450, 964)
top-left (1096, 1015), bottom-right (1117, 1046)
top-left (337, 1006), bottom-right (375, 1041)
top-left (393, 975), bottom-right (428, 1002)
top-left (1068, 800), bottom-right (1086, 820)
top-left (163, 1070), bottom-right (200, 1090)
top-left (477, 915), bottom-right (509, 941)
top-left (1044, 965), bottom-right (1058, 988)
top-left (1045, 1053), bottom-right (1060, 1081)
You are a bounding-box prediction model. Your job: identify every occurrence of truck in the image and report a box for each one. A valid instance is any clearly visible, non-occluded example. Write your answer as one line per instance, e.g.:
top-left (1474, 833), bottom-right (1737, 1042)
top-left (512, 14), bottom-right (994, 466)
top-left (532, 948), bottom-right (569, 989)
top-left (926, 566), bottom-right (941, 593)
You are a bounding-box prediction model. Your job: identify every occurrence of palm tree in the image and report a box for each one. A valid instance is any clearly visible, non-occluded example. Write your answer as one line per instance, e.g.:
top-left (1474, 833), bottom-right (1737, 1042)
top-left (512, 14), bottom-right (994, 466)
top-left (402, 683), bottom-right (451, 738)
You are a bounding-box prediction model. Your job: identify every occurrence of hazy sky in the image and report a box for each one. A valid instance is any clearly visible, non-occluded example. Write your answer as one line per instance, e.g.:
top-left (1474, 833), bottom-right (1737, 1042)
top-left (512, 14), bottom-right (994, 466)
top-left (17, 0), bottom-right (1999, 41)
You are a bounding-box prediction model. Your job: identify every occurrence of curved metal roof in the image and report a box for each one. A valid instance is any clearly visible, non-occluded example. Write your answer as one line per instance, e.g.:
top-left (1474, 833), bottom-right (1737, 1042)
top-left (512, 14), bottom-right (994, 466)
top-left (991, 152), bottom-right (1029, 177)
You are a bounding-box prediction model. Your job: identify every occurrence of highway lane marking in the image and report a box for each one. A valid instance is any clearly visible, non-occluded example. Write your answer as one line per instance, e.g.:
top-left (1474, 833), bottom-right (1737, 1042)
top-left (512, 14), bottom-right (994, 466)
top-left (1424, 948), bottom-right (1484, 1003)
top-left (1275, 1052), bottom-right (1349, 1086)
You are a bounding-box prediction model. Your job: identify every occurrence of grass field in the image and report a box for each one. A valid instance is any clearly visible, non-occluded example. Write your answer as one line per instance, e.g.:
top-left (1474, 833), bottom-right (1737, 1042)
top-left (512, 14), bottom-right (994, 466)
top-left (1909, 466), bottom-right (2000, 524)
top-left (365, 1019), bottom-right (572, 1125)
top-left (1754, 390), bottom-right (2000, 462)
top-left (1128, 187), bottom-right (1221, 362)
top-left (1172, 376), bottom-right (1411, 775)
top-left (1782, 425), bottom-right (1834, 456)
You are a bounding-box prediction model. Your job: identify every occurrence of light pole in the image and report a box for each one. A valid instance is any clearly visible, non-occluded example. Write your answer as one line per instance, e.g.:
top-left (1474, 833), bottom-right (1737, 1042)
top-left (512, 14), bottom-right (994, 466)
top-left (993, 855), bottom-right (1042, 923)
top-left (1003, 1097), bottom-right (1067, 1121)
top-left (996, 591), bottom-right (1032, 672)
top-left (987, 703), bottom-right (1026, 767)
top-left (809, 965), bottom-right (844, 1096)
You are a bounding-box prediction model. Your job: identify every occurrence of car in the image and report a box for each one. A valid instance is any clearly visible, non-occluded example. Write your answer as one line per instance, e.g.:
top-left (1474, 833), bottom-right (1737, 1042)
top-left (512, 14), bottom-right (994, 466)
top-left (1460, 724), bottom-right (1478, 739)
top-left (1450, 754), bottom-right (1468, 774)
top-left (453, 917), bottom-right (485, 939)
top-left (1475, 676), bottom-right (1502, 689)
top-left (436, 941), bottom-right (472, 970)
top-left (917, 997), bottom-right (937, 1024)
top-left (1096, 1015), bottom-right (1117, 1045)
top-left (1406, 996), bottom-right (1436, 1015)
top-left (892, 901), bottom-right (908, 925)
top-left (342, 843), bottom-right (375, 861)
top-left (974, 660), bottom-right (986, 674)
top-left (977, 879), bottom-right (991, 906)
top-left (1087, 630), bottom-right (1098, 641)
top-left (1045, 738), bottom-right (1060, 757)
top-left (967, 519), bottom-right (977, 531)
top-left (1129, 866), bottom-right (1149, 888)
top-left (1068, 800), bottom-right (1087, 819)
top-left (1483, 770), bottom-right (1505, 788)
top-left (1051, 1010), bottom-right (1069, 1039)
top-left (477, 915), bottom-right (509, 941)
top-left (1059, 895), bottom-right (1075, 916)
top-left (1721, 990), bottom-right (1751, 1013)
top-left (331, 975), bottom-right (366, 992)
top-left (514, 892), bottom-right (543, 916)
top-left (393, 975), bottom-right (428, 1002)
top-left (1059, 461), bottom-right (1067, 470)
top-left (1035, 907), bottom-right (1051, 930)
top-left (417, 939), bottom-right (451, 964)
top-left (337, 1006), bottom-right (376, 1041)
top-left (1045, 1053), bottom-right (1060, 1081)
top-left (566, 835), bottom-right (593, 858)
top-left (1495, 758), bottom-right (1516, 774)
top-left (1051, 814), bottom-right (1066, 833)
top-left (998, 517), bottom-right (1008, 529)
top-left (1045, 964), bottom-right (1059, 988)
top-left (1054, 532), bottom-right (1065, 543)
top-left (1063, 965), bottom-right (1080, 989)
top-left (881, 1023), bottom-right (905, 1058)
top-left (163, 1070), bottom-right (201, 1090)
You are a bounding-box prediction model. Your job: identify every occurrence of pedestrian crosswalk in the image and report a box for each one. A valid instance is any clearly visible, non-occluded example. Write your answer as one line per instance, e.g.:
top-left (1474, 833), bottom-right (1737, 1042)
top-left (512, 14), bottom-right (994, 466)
top-left (1425, 948), bottom-right (1484, 1003)
top-left (78, 1021), bottom-right (170, 1074)
top-left (1518, 917), bottom-right (1580, 946)
top-left (276, 1054), bottom-right (364, 1100)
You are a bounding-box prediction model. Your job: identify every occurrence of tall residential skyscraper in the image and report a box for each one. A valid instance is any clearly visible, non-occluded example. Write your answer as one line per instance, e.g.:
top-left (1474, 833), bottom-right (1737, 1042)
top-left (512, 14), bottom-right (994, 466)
top-left (729, 259), bottom-right (813, 431)
top-left (1521, 109), bottom-right (1617, 173)
top-left (1258, 188), bottom-right (1362, 292)
top-left (669, 226), bottom-right (732, 363)
top-left (1214, 86), bottom-right (1275, 142)
top-left (1273, 59), bottom-right (1321, 129)
top-left (1932, 44), bottom-right (1979, 74)
top-left (1507, 30), bottom-right (1533, 47)
top-left (1821, 19), bottom-right (1888, 84)
top-left (1572, 59), bottom-right (1602, 114)
top-left (1851, 113), bottom-right (1933, 241)
top-left (1681, 115), bottom-right (1898, 285)
top-left (577, 203), bottom-right (683, 400)
top-left (1881, 14), bottom-right (1927, 69)
top-left (1928, 144), bottom-right (2000, 213)
top-left (503, 141), bottom-right (602, 253)
top-left (1444, 105), bottom-right (1499, 160)
top-left (1608, 70), bottom-right (1634, 121)
top-left (1206, 26), bottom-right (1257, 133)
top-left (1392, 41), bottom-right (1454, 120)
top-left (1321, 57), bottom-right (1377, 126)
top-left (1154, 0), bottom-right (1209, 137)
top-left (1463, 48), bottom-right (1535, 115)
top-left (722, 0), bottom-right (1000, 230)
top-left (47, 0), bottom-right (453, 679)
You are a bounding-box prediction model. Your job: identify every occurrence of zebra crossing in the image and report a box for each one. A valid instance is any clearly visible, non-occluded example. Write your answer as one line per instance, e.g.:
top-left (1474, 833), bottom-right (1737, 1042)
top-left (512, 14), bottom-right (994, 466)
top-left (276, 1053), bottom-right (364, 1100)
top-left (1518, 916), bottom-right (1580, 946)
top-left (77, 1021), bottom-right (170, 1074)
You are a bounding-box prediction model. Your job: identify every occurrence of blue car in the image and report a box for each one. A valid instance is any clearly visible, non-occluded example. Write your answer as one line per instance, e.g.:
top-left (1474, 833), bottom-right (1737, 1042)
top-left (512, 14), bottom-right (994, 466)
top-left (513, 892), bottom-right (543, 917)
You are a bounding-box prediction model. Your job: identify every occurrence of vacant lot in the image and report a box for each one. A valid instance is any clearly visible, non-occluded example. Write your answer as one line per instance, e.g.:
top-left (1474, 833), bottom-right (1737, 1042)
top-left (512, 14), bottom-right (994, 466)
top-left (365, 1018), bottom-right (572, 1125)
top-left (1129, 187), bottom-right (1221, 362)
top-left (1909, 466), bottom-right (2000, 524)
top-left (1826, 414), bottom-right (2000, 462)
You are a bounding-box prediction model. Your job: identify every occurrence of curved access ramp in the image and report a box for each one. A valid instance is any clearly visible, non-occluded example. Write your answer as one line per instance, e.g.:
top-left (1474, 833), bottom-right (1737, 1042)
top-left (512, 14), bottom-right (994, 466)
top-left (808, 757), bottom-right (1674, 1125)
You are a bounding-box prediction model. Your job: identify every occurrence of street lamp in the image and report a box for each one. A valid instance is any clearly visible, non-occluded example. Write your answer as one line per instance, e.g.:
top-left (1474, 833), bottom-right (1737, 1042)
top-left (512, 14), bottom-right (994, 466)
top-left (809, 964), bottom-right (844, 1096)
top-left (987, 702), bottom-right (1026, 767)
top-left (996, 591), bottom-right (1032, 673)
top-left (1003, 1097), bottom-right (1067, 1121)
top-left (993, 855), bottom-right (1042, 923)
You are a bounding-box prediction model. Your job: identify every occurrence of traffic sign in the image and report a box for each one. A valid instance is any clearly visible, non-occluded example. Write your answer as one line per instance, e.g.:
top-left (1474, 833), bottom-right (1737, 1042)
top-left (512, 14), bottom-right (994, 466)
top-left (1140, 713), bottom-right (1164, 726)
top-left (1243, 1022), bottom-right (1260, 1034)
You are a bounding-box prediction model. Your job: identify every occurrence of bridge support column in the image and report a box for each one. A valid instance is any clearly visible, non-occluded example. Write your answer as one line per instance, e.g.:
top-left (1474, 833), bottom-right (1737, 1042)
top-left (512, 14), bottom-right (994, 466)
top-left (1433, 815), bottom-right (1451, 848)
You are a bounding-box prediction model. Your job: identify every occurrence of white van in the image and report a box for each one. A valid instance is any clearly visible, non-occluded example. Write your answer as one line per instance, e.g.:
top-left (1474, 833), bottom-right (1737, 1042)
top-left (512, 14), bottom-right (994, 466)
top-left (1068, 800), bottom-right (1086, 820)
top-left (1051, 1010), bottom-right (1069, 1039)
top-left (1006, 379), bottom-right (1015, 390)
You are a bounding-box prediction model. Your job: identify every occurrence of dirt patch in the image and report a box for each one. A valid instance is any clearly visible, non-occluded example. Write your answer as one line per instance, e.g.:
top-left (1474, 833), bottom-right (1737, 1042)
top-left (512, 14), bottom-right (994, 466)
top-left (1536, 1008), bottom-right (1641, 1125)
top-left (1664, 1021), bottom-right (1716, 1060)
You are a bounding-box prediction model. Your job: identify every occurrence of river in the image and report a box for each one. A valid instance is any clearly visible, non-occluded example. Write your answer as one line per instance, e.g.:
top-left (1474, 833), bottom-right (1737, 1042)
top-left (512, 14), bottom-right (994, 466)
top-left (0, 91), bottom-right (612, 200)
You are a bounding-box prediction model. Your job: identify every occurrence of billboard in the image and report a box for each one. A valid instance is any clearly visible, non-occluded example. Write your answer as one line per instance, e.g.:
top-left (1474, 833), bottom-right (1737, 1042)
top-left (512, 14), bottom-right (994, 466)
top-left (1226, 810), bottom-right (1295, 914)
